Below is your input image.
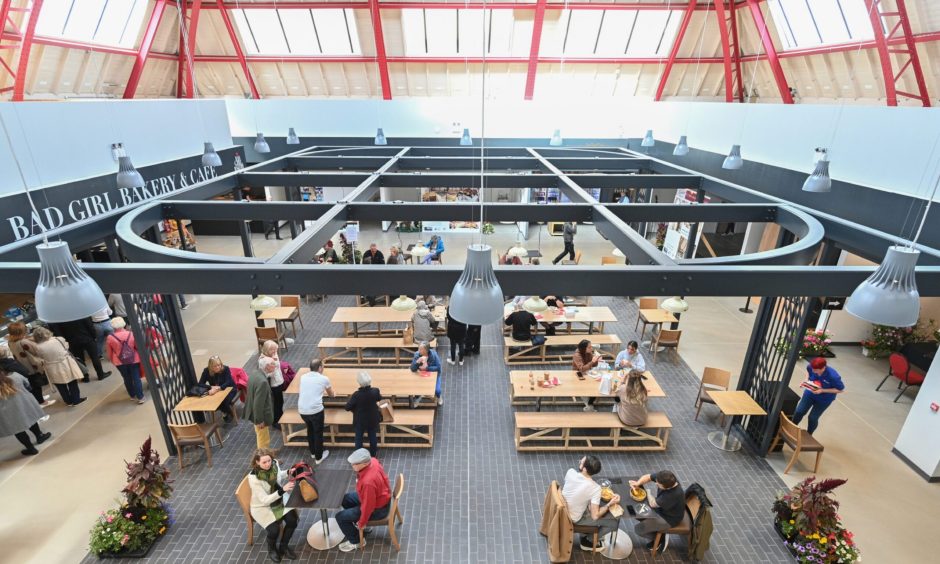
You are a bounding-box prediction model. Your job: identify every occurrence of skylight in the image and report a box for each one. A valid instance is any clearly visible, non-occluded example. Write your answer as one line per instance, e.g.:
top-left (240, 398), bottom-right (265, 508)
top-left (232, 8), bottom-right (361, 56)
top-left (767, 0), bottom-right (874, 50)
top-left (543, 9), bottom-right (682, 58)
top-left (35, 0), bottom-right (148, 49)
top-left (400, 9), bottom-right (523, 57)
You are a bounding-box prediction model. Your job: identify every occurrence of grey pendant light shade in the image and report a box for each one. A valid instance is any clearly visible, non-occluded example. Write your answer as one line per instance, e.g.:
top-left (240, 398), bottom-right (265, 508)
top-left (449, 244), bottom-right (504, 325)
top-left (286, 128), bottom-right (300, 144)
top-left (375, 128), bottom-right (388, 145)
top-left (722, 144), bottom-right (743, 170)
top-left (549, 129), bottom-right (562, 146)
top-left (673, 135), bottom-right (690, 156)
top-left (641, 130), bottom-right (655, 147)
top-left (846, 245), bottom-right (920, 327)
top-left (802, 159), bottom-right (832, 193)
top-left (460, 128), bottom-right (472, 146)
top-left (116, 156), bottom-right (145, 189)
top-left (254, 133), bottom-right (270, 153)
top-left (35, 241), bottom-right (108, 323)
top-left (202, 142), bottom-right (222, 167)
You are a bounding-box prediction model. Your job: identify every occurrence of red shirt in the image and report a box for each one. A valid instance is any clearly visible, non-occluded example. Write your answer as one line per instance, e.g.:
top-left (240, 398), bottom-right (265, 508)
top-left (355, 459), bottom-right (391, 528)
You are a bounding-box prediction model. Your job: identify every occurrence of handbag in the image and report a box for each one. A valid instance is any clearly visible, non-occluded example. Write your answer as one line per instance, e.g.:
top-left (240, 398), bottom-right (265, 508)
top-left (403, 326), bottom-right (414, 345)
top-left (57, 338), bottom-right (87, 379)
top-left (288, 462), bottom-right (319, 502)
top-left (186, 384), bottom-right (210, 397)
top-left (378, 399), bottom-right (395, 422)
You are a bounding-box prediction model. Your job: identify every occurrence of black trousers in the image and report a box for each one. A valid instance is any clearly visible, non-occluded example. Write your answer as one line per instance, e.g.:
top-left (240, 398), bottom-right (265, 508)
top-left (271, 383), bottom-right (285, 427)
top-left (54, 381), bottom-right (82, 405)
top-left (449, 338), bottom-right (465, 362)
top-left (70, 340), bottom-right (105, 378)
top-left (553, 242), bottom-right (575, 264)
top-left (25, 373), bottom-right (45, 404)
top-left (14, 422), bottom-right (42, 449)
top-left (464, 326), bottom-right (481, 354)
top-left (301, 411), bottom-right (326, 458)
top-left (265, 510), bottom-right (298, 547)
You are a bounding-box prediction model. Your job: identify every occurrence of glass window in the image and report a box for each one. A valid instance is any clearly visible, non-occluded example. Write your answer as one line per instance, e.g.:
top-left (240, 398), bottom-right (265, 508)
top-left (35, 0), bottom-right (148, 48)
top-left (233, 8), bottom-right (360, 55)
top-left (401, 9), bottom-right (517, 57)
top-left (767, 0), bottom-right (873, 50)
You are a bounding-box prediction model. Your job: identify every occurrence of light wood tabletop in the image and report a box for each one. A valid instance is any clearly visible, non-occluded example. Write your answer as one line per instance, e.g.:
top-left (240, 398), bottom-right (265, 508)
top-left (535, 306), bottom-right (618, 324)
top-left (509, 370), bottom-right (665, 398)
top-left (638, 309), bottom-right (678, 325)
top-left (174, 388), bottom-right (231, 412)
top-left (706, 390), bottom-right (767, 416)
top-left (286, 367), bottom-right (437, 397)
top-left (331, 306), bottom-right (446, 324)
top-left (257, 306), bottom-right (298, 321)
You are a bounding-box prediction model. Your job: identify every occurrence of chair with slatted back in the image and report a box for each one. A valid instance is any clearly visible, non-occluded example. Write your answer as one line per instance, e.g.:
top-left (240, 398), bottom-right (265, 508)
top-left (359, 473), bottom-right (406, 550)
top-left (600, 256), bottom-right (619, 265)
top-left (235, 476), bottom-right (257, 546)
top-left (635, 298), bottom-right (660, 338)
top-left (255, 326), bottom-right (286, 353)
top-left (168, 422), bottom-right (222, 469)
top-left (652, 329), bottom-right (682, 362)
top-left (769, 412), bottom-right (824, 474)
top-left (279, 295), bottom-right (304, 336)
top-left (694, 367), bottom-right (732, 425)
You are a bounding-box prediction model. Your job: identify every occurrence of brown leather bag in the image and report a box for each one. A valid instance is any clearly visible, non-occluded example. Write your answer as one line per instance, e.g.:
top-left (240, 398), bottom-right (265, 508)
top-left (403, 326), bottom-right (414, 345)
top-left (288, 462), bottom-right (319, 502)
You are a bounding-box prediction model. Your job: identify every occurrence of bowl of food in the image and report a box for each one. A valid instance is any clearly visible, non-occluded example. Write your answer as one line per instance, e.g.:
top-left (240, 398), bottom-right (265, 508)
top-left (600, 487), bottom-right (614, 502)
top-left (630, 487), bottom-right (647, 502)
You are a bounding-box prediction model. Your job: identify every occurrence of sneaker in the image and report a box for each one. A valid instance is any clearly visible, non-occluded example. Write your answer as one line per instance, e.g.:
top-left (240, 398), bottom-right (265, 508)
top-left (39, 415), bottom-right (50, 423)
top-left (580, 536), bottom-right (604, 552)
top-left (583, 404), bottom-right (596, 412)
top-left (74, 397), bottom-right (88, 406)
top-left (43, 394), bottom-right (51, 401)
top-left (459, 359), bottom-right (464, 366)
top-left (437, 397), bottom-right (444, 406)
top-left (98, 371), bottom-right (112, 381)
top-left (21, 448), bottom-right (39, 456)
top-left (314, 450), bottom-right (330, 465)
top-left (137, 398), bottom-right (146, 405)
top-left (36, 431), bottom-right (52, 444)
top-left (41, 399), bottom-right (56, 408)
top-left (338, 540), bottom-right (364, 552)
top-left (180, 304), bottom-right (190, 310)
top-left (446, 358), bottom-right (455, 366)
top-left (362, 527), bottom-right (374, 536)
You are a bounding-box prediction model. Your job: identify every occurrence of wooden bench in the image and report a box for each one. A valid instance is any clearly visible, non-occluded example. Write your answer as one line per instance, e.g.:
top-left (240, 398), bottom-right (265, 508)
top-left (318, 337), bottom-right (435, 366)
top-left (279, 408), bottom-right (435, 448)
top-left (503, 334), bottom-right (620, 365)
top-left (514, 411), bottom-right (672, 452)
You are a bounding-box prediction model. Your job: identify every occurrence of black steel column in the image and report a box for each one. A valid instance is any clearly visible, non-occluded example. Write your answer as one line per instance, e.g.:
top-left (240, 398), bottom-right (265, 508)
top-left (683, 187), bottom-right (707, 260)
top-left (804, 240), bottom-right (844, 330)
top-left (233, 187), bottom-right (255, 258)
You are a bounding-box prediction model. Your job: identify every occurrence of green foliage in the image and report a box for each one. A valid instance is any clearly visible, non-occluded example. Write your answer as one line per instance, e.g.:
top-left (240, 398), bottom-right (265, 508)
top-left (861, 319), bottom-right (937, 359)
top-left (482, 222), bottom-right (495, 234)
top-left (775, 329), bottom-right (833, 358)
top-left (122, 436), bottom-right (173, 510)
top-left (773, 477), bottom-right (860, 563)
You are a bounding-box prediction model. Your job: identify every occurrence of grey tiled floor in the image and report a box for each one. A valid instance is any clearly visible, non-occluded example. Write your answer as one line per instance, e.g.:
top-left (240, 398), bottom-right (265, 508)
top-left (86, 296), bottom-right (792, 563)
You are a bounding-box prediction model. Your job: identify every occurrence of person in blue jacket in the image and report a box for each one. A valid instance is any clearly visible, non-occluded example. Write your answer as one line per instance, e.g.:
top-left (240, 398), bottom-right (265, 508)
top-left (409, 341), bottom-right (443, 406)
top-left (792, 357), bottom-right (844, 434)
top-left (422, 235), bottom-right (445, 264)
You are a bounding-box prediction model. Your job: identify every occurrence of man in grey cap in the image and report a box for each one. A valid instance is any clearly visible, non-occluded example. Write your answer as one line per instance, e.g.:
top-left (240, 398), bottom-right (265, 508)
top-left (335, 448), bottom-right (392, 552)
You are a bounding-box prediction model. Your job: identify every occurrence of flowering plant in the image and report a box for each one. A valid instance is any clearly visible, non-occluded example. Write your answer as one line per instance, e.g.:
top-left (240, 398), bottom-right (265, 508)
top-left (861, 319), bottom-right (938, 359)
top-left (773, 477), bottom-right (860, 563)
top-left (776, 329), bottom-right (833, 358)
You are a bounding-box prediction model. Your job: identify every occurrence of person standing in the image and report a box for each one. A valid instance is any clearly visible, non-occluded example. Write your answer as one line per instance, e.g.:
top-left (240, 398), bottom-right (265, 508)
top-left (0, 369), bottom-right (52, 456)
top-left (334, 449), bottom-right (392, 553)
top-left (792, 357), bottom-right (845, 435)
top-left (243, 367), bottom-right (274, 449)
top-left (298, 358), bottom-right (334, 464)
top-left (107, 294), bottom-right (128, 319)
top-left (630, 471), bottom-right (686, 553)
top-left (464, 324), bottom-right (482, 356)
top-left (345, 372), bottom-right (382, 457)
top-left (552, 221), bottom-right (577, 264)
top-left (259, 341), bottom-right (286, 429)
top-left (561, 455), bottom-right (621, 552)
top-left (30, 327), bottom-right (86, 407)
top-left (90, 306), bottom-right (114, 358)
top-left (105, 317), bottom-right (145, 404)
top-left (5, 323), bottom-right (52, 407)
top-left (247, 449), bottom-right (298, 562)
top-left (49, 317), bottom-right (110, 382)
top-left (445, 307), bottom-right (467, 366)
top-left (0, 346), bottom-right (52, 411)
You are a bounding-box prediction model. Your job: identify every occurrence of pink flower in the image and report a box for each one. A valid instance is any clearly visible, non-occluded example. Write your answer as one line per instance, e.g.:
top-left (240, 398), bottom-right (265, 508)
top-left (125, 512), bottom-right (132, 518)
top-left (121, 534), bottom-right (130, 546)
top-left (106, 517), bottom-right (113, 524)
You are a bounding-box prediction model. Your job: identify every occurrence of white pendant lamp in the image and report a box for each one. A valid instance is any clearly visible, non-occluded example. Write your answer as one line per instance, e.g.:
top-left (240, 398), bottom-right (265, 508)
top-left (802, 157), bottom-right (832, 193)
top-left (460, 128), bottom-right (472, 146)
top-left (612, 248), bottom-right (625, 258)
top-left (507, 243), bottom-right (528, 258)
top-left (673, 135), bottom-right (690, 156)
top-left (34, 241), bottom-right (108, 323)
top-left (661, 296), bottom-right (690, 314)
top-left (449, 244), bottom-right (504, 325)
top-left (375, 128), bottom-right (388, 146)
top-left (722, 144), bottom-right (743, 170)
top-left (286, 128), bottom-right (300, 145)
top-left (549, 129), bottom-right (563, 146)
top-left (202, 142), bottom-right (222, 167)
top-left (391, 295), bottom-right (416, 311)
top-left (641, 130), bottom-right (655, 147)
top-left (846, 246), bottom-right (920, 327)
top-left (254, 133), bottom-right (271, 154)
top-left (411, 242), bottom-right (430, 260)
top-left (116, 156), bottom-right (145, 189)
top-left (249, 295), bottom-right (278, 310)
top-left (523, 296), bottom-right (548, 313)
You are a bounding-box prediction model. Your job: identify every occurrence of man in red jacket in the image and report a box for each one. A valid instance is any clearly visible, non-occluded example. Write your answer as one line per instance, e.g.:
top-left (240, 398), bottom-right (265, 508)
top-left (336, 448), bottom-right (392, 552)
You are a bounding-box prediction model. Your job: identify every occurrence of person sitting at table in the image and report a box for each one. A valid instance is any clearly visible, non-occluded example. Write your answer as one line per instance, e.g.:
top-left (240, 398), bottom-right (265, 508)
top-left (365, 242), bottom-right (385, 265)
top-left (259, 341), bottom-right (286, 429)
top-left (574, 339), bottom-right (603, 412)
top-left (422, 235), bottom-right (444, 264)
top-left (409, 342), bottom-right (443, 406)
top-left (335, 448), bottom-right (392, 553)
top-left (243, 366), bottom-right (274, 449)
top-left (199, 355), bottom-right (239, 422)
top-left (345, 371), bottom-right (382, 457)
top-left (792, 357), bottom-right (845, 435)
top-left (247, 448), bottom-right (298, 562)
top-left (630, 471), bottom-right (685, 553)
top-left (386, 246), bottom-right (404, 265)
top-left (320, 240), bottom-right (339, 264)
top-left (540, 295), bottom-right (565, 335)
top-left (561, 455), bottom-right (621, 553)
top-left (505, 303), bottom-right (538, 343)
top-left (299, 358), bottom-right (334, 465)
top-left (615, 371), bottom-right (649, 426)
top-left (411, 300), bottom-right (438, 343)
top-left (615, 341), bottom-right (646, 373)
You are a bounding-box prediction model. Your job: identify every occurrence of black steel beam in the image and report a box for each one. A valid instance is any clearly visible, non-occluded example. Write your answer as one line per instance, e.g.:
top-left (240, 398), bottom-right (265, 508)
top-left (592, 205), bottom-right (676, 266)
top-left (161, 201), bottom-right (336, 221)
top-left (604, 203), bottom-right (777, 223)
top-left (287, 156), bottom-right (396, 170)
top-left (238, 171), bottom-right (372, 188)
top-left (396, 157), bottom-right (542, 171)
top-left (527, 148), bottom-right (597, 204)
top-left (346, 203), bottom-right (592, 223)
top-left (378, 172), bottom-right (557, 189)
top-left (546, 157), bottom-right (650, 172)
top-left (569, 174), bottom-right (702, 190)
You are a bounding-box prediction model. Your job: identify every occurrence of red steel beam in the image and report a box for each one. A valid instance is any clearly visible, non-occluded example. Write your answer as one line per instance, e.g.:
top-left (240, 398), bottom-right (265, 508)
top-left (216, 0), bottom-right (259, 98)
top-left (368, 0), bottom-right (391, 99)
top-left (0, 31), bottom-right (177, 59)
top-left (192, 1), bottom-right (719, 9)
top-left (176, 27), bottom-right (184, 97)
top-left (728, 0), bottom-right (745, 101)
top-left (893, 0), bottom-right (930, 106)
top-left (654, 0), bottom-right (697, 102)
top-left (523, 0), bottom-right (547, 100)
top-left (714, 0), bottom-right (735, 101)
top-left (11, 0), bottom-right (42, 101)
top-left (864, 0), bottom-right (897, 105)
top-left (0, 1), bottom-right (14, 37)
top-left (124, 0), bottom-right (168, 99)
top-left (182, 0), bottom-right (202, 98)
top-left (745, 0), bottom-right (792, 103)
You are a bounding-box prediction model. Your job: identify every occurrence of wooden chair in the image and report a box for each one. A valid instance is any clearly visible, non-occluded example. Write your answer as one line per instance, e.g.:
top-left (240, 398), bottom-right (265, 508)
top-left (600, 256), bottom-right (619, 265)
top-left (635, 298), bottom-right (659, 337)
top-left (279, 295), bottom-right (305, 337)
top-left (652, 329), bottom-right (682, 362)
top-left (770, 412), bottom-right (824, 474)
top-left (168, 422), bottom-right (222, 469)
top-left (547, 480), bottom-right (602, 552)
top-left (255, 326), bottom-right (286, 353)
top-left (235, 476), bottom-right (256, 546)
top-left (403, 243), bottom-right (415, 264)
top-left (359, 473), bottom-right (406, 550)
top-left (694, 367), bottom-right (732, 425)
top-left (652, 494), bottom-right (700, 557)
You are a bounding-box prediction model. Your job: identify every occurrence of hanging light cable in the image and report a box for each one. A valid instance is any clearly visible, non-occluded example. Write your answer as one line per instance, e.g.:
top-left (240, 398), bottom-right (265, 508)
top-left (723, 17), bottom-right (764, 171)
top-left (676, 0), bottom-right (712, 156)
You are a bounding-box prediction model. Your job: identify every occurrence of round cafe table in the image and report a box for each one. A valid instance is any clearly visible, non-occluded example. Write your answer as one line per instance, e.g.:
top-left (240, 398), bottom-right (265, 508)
top-left (600, 528), bottom-right (633, 560)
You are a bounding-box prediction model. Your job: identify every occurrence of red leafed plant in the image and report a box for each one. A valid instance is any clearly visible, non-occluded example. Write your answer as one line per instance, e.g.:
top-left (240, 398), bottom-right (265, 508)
top-left (122, 436), bottom-right (173, 510)
top-left (774, 477), bottom-right (847, 536)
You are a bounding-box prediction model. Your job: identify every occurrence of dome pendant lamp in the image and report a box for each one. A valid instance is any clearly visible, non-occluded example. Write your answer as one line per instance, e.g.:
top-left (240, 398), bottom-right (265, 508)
top-left (449, 244), bottom-right (504, 325)
top-left (391, 295), bottom-right (416, 311)
top-left (254, 133), bottom-right (271, 154)
top-left (35, 241), bottom-right (108, 323)
top-left (641, 130), bottom-right (655, 147)
top-left (460, 128), bottom-right (472, 146)
top-left (286, 128), bottom-right (300, 145)
top-left (523, 296), bottom-right (548, 313)
top-left (549, 129), bottom-right (563, 146)
top-left (375, 128), bottom-right (388, 146)
top-left (673, 135), bottom-right (690, 156)
top-left (846, 246), bottom-right (920, 327)
top-left (116, 156), bottom-right (145, 189)
top-left (722, 144), bottom-right (743, 170)
top-left (802, 157), bottom-right (832, 193)
top-left (202, 142), bottom-right (222, 167)
top-left (249, 295), bottom-right (278, 311)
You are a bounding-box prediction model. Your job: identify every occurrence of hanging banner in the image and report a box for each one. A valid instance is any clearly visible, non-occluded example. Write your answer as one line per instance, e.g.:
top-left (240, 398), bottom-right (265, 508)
top-left (664, 188), bottom-right (711, 260)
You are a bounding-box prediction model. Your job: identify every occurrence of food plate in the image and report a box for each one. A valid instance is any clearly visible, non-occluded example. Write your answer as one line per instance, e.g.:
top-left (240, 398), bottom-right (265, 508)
top-left (600, 487), bottom-right (614, 502)
top-left (630, 488), bottom-right (647, 502)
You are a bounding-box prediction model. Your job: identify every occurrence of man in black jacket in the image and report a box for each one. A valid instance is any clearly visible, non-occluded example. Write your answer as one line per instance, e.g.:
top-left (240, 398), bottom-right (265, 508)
top-left (345, 371), bottom-right (382, 457)
top-left (49, 317), bottom-right (110, 382)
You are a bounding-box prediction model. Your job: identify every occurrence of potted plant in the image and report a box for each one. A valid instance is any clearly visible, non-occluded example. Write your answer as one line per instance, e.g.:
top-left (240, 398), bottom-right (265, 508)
top-left (89, 437), bottom-right (174, 559)
top-left (776, 329), bottom-right (834, 359)
top-left (482, 222), bottom-right (495, 234)
top-left (772, 477), bottom-right (860, 563)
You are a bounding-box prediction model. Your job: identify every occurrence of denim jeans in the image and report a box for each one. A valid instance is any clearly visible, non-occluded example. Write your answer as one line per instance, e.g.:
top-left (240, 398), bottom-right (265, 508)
top-left (117, 363), bottom-right (144, 400)
top-left (93, 320), bottom-right (114, 358)
top-left (791, 395), bottom-right (832, 435)
top-left (335, 492), bottom-right (390, 544)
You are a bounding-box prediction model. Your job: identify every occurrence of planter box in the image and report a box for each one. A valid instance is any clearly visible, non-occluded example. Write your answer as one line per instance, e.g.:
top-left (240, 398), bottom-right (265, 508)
top-left (97, 540), bottom-right (155, 560)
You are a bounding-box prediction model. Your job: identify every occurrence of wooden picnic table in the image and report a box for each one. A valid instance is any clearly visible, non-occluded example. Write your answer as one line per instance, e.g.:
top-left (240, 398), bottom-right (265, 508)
top-left (285, 367), bottom-right (437, 398)
top-left (505, 305), bottom-right (617, 334)
top-left (331, 306), bottom-right (446, 336)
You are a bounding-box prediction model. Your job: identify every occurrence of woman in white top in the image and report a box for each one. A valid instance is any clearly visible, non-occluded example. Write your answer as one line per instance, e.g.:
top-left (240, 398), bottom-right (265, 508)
top-left (259, 341), bottom-right (285, 429)
top-left (247, 448), bottom-right (297, 561)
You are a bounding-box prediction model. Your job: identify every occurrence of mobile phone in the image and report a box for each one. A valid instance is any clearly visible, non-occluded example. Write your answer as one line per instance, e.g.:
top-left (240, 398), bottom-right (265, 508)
top-left (627, 505), bottom-right (637, 517)
top-left (576, 371), bottom-right (585, 380)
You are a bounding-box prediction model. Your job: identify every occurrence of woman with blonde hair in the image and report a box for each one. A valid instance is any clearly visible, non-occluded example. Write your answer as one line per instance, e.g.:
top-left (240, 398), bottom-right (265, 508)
top-left (0, 368), bottom-right (52, 456)
top-left (198, 355), bottom-right (239, 422)
top-left (31, 327), bottom-right (86, 407)
top-left (247, 448), bottom-right (298, 561)
top-left (5, 322), bottom-right (50, 406)
top-left (615, 370), bottom-right (649, 427)
top-left (259, 341), bottom-right (285, 428)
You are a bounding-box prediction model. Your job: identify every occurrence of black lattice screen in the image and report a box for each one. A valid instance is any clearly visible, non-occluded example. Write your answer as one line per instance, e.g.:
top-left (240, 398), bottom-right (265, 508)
top-left (735, 295), bottom-right (816, 454)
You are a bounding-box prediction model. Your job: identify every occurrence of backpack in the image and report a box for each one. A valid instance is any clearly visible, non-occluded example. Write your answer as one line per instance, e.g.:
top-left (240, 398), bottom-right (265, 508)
top-left (116, 334), bottom-right (136, 364)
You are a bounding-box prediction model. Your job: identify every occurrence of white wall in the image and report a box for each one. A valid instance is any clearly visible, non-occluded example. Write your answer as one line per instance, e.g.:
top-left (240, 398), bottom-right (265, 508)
top-left (225, 98), bottom-right (940, 201)
top-left (0, 100), bottom-right (232, 196)
top-left (894, 360), bottom-right (940, 479)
